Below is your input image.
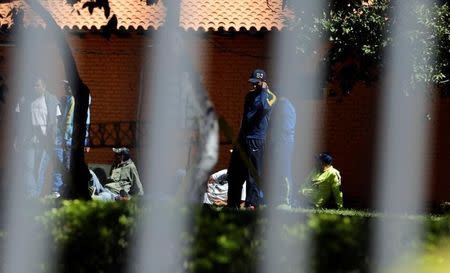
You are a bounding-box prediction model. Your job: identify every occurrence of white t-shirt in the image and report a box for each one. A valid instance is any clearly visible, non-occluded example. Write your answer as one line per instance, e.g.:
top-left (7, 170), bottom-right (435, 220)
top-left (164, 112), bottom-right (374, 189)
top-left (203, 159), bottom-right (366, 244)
top-left (203, 169), bottom-right (246, 205)
top-left (31, 95), bottom-right (61, 136)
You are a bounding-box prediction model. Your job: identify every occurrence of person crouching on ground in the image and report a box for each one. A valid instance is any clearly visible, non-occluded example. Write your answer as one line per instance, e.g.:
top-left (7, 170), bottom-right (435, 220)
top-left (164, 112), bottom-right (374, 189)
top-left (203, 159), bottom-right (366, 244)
top-left (90, 147), bottom-right (144, 200)
top-left (299, 153), bottom-right (343, 209)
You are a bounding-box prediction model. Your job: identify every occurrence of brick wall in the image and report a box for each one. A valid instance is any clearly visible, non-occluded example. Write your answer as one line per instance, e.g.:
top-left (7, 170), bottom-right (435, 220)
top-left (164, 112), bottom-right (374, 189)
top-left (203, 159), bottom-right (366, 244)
top-left (73, 32), bottom-right (271, 165)
top-left (0, 44), bottom-right (14, 174)
top-left (67, 33), bottom-right (146, 163)
top-left (319, 84), bottom-right (380, 208)
top-left (198, 33), bottom-right (270, 169)
top-left (430, 97), bottom-right (450, 205)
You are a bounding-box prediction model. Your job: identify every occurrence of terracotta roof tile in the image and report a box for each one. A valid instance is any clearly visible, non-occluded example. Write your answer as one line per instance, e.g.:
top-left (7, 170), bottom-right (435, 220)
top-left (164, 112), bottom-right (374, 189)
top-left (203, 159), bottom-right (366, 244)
top-left (0, 0), bottom-right (292, 31)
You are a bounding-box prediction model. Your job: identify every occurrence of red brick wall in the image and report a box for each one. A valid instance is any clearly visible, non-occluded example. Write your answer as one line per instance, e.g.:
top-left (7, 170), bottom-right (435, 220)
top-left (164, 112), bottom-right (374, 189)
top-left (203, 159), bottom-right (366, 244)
top-left (431, 97), bottom-right (450, 205)
top-left (67, 33), bottom-right (146, 163)
top-left (198, 33), bottom-right (271, 170)
top-left (0, 44), bottom-right (14, 172)
top-left (319, 84), bottom-right (380, 207)
top-left (0, 34), bottom-right (147, 165)
top-left (75, 32), bottom-right (271, 166)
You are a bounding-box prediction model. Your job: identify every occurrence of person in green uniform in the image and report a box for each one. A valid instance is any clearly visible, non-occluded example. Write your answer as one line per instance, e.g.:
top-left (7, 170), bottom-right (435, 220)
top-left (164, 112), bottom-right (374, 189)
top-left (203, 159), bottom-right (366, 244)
top-left (300, 153), bottom-right (343, 209)
top-left (90, 147), bottom-right (144, 200)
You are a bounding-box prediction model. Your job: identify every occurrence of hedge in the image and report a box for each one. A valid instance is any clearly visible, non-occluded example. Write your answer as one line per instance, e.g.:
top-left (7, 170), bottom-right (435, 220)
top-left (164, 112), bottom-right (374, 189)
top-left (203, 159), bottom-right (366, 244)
top-left (1, 200), bottom-right (450, 273)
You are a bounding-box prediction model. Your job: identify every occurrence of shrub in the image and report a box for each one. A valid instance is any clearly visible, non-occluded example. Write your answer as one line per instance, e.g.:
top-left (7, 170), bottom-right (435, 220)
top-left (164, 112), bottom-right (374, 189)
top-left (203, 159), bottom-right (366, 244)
top-left (3, 201), bottom-right (448, 273)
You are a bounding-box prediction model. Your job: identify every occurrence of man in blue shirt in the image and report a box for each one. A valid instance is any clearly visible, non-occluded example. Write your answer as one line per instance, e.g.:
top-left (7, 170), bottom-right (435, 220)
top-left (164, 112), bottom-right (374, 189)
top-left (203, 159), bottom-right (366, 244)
top-left (227, 69), bottom-right (277, 209)
top-left (266, 94), bottom-right (296, 207)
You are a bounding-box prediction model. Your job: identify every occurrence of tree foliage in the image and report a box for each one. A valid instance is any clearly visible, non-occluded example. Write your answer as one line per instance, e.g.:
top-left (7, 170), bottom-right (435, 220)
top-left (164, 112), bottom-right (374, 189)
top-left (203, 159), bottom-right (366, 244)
top-left (287, 0), bottom-right (450, 95)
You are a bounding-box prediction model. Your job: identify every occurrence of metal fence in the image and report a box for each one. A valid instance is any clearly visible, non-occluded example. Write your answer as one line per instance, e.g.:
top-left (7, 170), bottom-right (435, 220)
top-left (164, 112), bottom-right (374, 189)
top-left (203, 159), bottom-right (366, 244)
top-left (89, 121), bottom-right (139, 148)
top-left (89, 121), bottom-right (232, 148)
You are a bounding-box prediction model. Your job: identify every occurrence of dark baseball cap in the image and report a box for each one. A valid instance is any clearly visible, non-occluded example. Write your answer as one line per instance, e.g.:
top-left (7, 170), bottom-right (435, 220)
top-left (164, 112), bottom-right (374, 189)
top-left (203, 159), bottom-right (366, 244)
top-left (317, 153), bottom-right (333, 164)
top-left (248, 69), bottom-right (267, 84)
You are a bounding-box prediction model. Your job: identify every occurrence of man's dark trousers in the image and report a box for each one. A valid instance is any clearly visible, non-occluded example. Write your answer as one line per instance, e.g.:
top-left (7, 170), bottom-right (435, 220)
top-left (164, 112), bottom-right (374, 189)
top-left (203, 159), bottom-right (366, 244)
top-left (227, 138), bottom-right (264, 208)
top-left (244, 138), bottom-right (264, 206)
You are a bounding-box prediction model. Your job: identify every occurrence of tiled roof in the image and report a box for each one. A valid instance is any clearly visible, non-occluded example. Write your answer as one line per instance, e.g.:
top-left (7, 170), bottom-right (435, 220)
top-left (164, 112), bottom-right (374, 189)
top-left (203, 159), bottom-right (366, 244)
top-left (0, 0), bottom-right (292, 31)
top-left (180, 0), bottom-right (290, 31)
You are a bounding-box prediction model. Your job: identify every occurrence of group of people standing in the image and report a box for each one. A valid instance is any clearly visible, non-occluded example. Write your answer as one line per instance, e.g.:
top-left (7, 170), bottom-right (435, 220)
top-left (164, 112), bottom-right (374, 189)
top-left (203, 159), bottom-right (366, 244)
top-left (14, 77), bottom-right (90, 198)
top-left (205, 69), bottom-right (343, 210)
top-left (13, 76), bottom-right (145, 201)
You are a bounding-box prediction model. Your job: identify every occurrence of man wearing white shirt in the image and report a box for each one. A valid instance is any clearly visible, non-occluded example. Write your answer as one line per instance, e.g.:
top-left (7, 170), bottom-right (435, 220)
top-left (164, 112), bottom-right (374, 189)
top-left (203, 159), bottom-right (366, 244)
top-left (28, 78), bottom-right (61, 197)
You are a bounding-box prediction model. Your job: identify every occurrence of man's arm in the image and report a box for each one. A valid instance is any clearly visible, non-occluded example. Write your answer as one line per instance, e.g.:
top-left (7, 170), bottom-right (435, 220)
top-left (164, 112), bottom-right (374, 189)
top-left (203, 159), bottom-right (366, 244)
top-left (331, 172), bottom-right (343, 209)
top-left (64, 96), bottom-right (75, 144)
top-left (260, 85), bottom-right (277, 112)
top-left (129, 165), bottom-right (144, 196)
top-left (84, 95), bottom-right (91, 150)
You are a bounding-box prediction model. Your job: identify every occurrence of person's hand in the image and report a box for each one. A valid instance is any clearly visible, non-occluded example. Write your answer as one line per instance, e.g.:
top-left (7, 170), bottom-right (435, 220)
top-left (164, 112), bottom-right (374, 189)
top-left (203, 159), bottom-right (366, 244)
top-left (207, 177), bottom-right (215, 184)
top-left (84, 147), bottom-right (90, 153)
top-left (118, 195), bottom-right (130, 201)
top-left (213, 199), bottom-right (227, 206)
